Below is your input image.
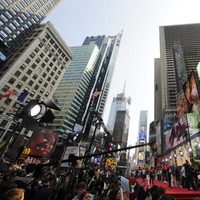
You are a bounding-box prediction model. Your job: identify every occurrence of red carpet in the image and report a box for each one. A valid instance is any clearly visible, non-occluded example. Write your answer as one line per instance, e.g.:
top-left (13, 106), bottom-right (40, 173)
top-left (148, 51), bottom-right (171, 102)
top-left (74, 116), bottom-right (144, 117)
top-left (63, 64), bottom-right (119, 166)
top-left (136, 178), bottom-right (200, 200)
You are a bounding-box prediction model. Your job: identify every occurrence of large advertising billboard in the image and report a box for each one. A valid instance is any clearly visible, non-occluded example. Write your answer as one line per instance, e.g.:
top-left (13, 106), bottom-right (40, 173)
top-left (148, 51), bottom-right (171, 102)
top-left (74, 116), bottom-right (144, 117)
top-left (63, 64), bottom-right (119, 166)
top-left (164, 115), bottom-right (188, 151)
top-left (27, 129), bottom-right (58, 158)
top-left (184, 71), bottom-right (200, 113)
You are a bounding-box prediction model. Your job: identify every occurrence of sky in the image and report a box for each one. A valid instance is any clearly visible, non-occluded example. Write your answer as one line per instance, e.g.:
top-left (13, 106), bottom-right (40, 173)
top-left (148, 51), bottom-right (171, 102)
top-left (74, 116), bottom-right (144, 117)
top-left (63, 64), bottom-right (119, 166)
top-left (45, 0), bottom-right (200, 146)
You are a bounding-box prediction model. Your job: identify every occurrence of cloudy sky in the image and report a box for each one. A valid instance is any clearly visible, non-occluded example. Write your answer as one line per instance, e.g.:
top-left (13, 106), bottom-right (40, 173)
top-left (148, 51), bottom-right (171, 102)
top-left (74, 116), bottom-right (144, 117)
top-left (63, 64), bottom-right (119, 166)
top-left (45, 0), bottom-right (200, 145)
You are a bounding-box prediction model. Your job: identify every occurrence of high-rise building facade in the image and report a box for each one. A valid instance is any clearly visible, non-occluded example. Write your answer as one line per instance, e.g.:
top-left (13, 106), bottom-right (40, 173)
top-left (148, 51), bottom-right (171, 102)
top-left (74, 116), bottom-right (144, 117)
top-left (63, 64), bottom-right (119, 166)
top-left (0, 22), bottom-right (72, 141)
top-left (159, 23), bottom-right (200, 115)
top-left (136, 110), bottom-right (148, 166)
top-left (49, 44), bottom-right (100, 133)
top-left (107, 90), bottom-right (131, 148)
top-left (0, 0), bottom-right (62, 50)
top-left (154, 58), bottom-right (162, 121)
top-left (82, 32), bottom-right (123, 138)
top-left (50, 32), bottom-right (122, 137)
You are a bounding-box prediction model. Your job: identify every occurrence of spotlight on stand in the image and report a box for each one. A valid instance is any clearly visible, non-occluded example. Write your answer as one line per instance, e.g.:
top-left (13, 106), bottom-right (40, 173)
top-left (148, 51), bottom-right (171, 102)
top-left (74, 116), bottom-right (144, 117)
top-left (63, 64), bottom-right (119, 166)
top-left (19, 99), bottom-right (60, 132)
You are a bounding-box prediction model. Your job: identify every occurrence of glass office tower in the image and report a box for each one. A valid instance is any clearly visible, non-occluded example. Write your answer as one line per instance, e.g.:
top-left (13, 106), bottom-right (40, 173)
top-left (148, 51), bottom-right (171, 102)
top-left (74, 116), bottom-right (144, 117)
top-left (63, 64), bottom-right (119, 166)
top-left (0, 0), bottom-right (62, 50)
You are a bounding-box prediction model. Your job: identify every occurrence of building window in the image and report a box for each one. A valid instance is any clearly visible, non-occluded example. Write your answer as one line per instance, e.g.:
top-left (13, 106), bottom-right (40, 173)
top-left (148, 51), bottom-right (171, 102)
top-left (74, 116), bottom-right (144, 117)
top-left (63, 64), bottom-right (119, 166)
top-left (26, 69), bottom-right (32, 75)
top-left (22, 75), bottom-right (28, 82)
top-left (40, 53), bottom-right (44, 58)
top-left (48, 53), bottom-right (52, 58)
top-left (40, 88), bottom-right (44, 93)
top-left (36, 58), bottom-right (41, 63)
top-left (33, 74), bottom-right (38, 80)
top-left (16, 82), bottom-right (23, 89)
top-left (0, 119), bottom-right (8, 126)
top-left (28, 80), bottom-right (33, 86)
top-left (2, 85), bottom-right (9, 92)
top-left (42, 73), bottom-right (47, 78)
top-left (8, 77), bottom-right (16, 84)
top-left (14, 70), bottom-right (21, 77)
top-left (38, 78), bottom-right (43, 84)
top-left (38, 43), bottom-right (43, 48)
top-left (31, 63), bottom-right (37, 69)
top-left (50, 39), bottom-right (54, 45)
top-left (30, 52), bottom-right (35, 58)
top-left (25, 58), bottom-right (31, 64)
top-left (35, 47), bottom-right (39, 53)
top-left (36, 95), bottom-right (40, 99)
top-left (20, 64), bottom-right (26, 70)
top-left (34, 84), bottom-right (39, 90)
top-left (30, 91), bottom-right (35, 97)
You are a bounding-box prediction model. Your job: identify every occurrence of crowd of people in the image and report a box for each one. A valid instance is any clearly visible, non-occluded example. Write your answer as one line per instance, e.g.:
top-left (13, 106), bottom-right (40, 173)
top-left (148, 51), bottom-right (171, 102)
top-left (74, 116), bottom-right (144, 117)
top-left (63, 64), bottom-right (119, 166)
top-left (0, 157), bottom-right (200, 200)
top-left (133, 159), bottom-right (200, 190)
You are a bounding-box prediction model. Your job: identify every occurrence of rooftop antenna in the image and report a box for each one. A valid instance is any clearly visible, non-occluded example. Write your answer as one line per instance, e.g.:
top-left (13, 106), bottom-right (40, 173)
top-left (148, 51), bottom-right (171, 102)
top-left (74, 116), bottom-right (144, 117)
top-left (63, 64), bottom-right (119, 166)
top-left (123, 80), bottom-right (126, 95)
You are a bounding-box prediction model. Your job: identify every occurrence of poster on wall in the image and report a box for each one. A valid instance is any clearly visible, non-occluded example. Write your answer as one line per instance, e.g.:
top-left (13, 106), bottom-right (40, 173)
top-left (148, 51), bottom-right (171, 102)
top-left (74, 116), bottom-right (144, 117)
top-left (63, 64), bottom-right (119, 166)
top-left (163, 109), bottom-right (178, 132)
top-left (164, 115), bottom-right (188, 150)
top-left (183, 71), bottom-right (200, 113)
top-left (27, 129), bottom-right (58, 158)
top-left (186, 112), bottom-right (200, 137)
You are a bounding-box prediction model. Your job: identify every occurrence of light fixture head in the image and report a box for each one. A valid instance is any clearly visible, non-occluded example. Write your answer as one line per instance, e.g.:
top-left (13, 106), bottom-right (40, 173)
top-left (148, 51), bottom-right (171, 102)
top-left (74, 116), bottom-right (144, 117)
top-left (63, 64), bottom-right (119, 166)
top-left (189, 148), bottom-right (192, 152)
top-left (30, 104), bottom-right (41, 117)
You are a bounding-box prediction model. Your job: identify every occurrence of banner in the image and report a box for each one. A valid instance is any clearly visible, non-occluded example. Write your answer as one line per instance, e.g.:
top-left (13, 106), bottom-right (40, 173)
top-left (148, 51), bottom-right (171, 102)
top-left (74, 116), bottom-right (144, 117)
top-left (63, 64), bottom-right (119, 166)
top-left (61, 146), bottom-right (80, 168)
top-left (27, 129), bottom-right (58, 158)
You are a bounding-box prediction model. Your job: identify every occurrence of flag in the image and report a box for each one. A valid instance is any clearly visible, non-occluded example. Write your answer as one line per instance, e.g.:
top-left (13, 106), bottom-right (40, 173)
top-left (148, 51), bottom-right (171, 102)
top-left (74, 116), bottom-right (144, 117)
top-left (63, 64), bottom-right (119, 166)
top-left (17, 90), bottom-right (29, 102)
top-left (92, 90), bottom-right (101, 98)
top-left (2, 90), bottom-right (15, 98)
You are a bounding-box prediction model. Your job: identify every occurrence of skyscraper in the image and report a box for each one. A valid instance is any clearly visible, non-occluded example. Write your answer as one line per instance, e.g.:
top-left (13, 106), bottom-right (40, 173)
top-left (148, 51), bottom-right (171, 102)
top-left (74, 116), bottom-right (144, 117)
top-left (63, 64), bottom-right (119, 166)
top-left (107, 88), bottom-right (131, 148)
top-left (154, 58), bottom-right (162, 121)
top-left (159, 23), bottom-right (200, 115)
top-left (51, 32), bottom-right (123, 137)
top-left (83, 32), bottom-right (123, 138)
top-left (0, 22), bottom-right (72, 142)
top-left (0, 0), bottom-right (62, 51)
top-left (136, 110), bottom-right (148, 166)
top-left (49, 44), bottom-right (100, 134)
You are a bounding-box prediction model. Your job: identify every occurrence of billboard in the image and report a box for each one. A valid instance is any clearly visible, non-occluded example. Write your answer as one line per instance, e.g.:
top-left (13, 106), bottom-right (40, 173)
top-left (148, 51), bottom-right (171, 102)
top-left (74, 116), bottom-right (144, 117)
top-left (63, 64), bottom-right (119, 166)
top-left (186, 112), bottom-right (200, 137)
top-left (27, 129), bottom-right (58, 158)
top-left (163, 109), bottom-right (178, 132)
top-left (139, 129), bottom-right (146, 140)
top-left (164, 115), bottom-right (188, 150)
top-left (182, 71), bottom-right (200, 113)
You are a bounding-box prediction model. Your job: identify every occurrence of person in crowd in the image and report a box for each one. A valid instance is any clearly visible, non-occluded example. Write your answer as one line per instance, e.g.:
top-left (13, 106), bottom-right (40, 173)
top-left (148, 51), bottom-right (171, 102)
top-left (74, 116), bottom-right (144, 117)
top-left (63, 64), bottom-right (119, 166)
top-left (184, 160), bottom-right (196, 190)
top-left (2, 188), bottom-right (25, 200)
top-left (150, 170), bottom-right (155, 186)
top-left (78, 191), bottom-right (93, 200)
top-left (192, 163), bottom-right (199, 190)
top-left (34, 174), bottom-right (57, 200)
top-left (0, 174), bottom-right (17, 198)
top-left (175, 166), bottom-right (181, 186)
top-left (129, 180), bottom-right (148, 200)
top-left (72, 181), bottom-right (87, 200)
top-left (180, 164), bottom-right (186, 188)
